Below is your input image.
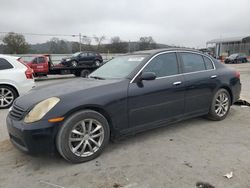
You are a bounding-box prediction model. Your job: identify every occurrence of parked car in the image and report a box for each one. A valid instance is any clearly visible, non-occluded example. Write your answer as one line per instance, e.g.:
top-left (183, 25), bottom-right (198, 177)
top-left (61, 51), bottom-right (103, 67)
top-left (0, 55), bottom-right (35, 109)
top-left (7, 48), bottom-right (241, 163)
top-left (224, 53), bottom-right (248, 64)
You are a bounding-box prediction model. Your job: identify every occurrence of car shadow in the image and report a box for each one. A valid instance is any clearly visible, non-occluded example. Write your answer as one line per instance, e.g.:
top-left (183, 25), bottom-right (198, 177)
top-left (0, 109), bottom-right (237, 169)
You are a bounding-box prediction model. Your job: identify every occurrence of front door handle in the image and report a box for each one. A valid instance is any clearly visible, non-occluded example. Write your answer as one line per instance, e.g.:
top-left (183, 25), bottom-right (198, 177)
top-left (173, 81), bottom-right (182, 86)
top-left (210, 75), bottom-right (217, 79)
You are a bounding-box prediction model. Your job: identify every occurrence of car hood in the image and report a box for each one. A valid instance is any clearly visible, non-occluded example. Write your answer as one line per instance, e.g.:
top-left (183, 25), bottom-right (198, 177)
top-left (14, 78), bottom-right (121, 110)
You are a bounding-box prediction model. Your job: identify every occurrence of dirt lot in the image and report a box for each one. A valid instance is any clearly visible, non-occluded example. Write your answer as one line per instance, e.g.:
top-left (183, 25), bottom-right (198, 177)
top-left (0, 64), bottom-right (250, 188)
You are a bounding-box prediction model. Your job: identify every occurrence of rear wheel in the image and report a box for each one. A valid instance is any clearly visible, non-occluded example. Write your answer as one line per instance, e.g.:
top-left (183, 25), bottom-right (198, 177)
top-left (56, 110), bottom-right (110, 163)
top-left (80, 70), bottom-right (90, 78)
top-left (207, 89), bottom-right (231, 121)
top-left (0, 85), bottom-right (18, 109)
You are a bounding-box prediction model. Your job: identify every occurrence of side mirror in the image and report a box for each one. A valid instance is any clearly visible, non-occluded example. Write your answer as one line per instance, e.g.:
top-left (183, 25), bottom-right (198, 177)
top-left (140, 72), bottom-right (156, 81)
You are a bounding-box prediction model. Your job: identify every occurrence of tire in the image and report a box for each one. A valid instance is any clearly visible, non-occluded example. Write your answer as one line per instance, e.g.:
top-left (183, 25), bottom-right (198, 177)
top-left (207, 89), bottom-right (231, 121)
top-left (56, 110), bottom-right (110, 163)
top-left (71, 61), bottom-right (78, 67)
top-left (94, 60), bottom-right (101, 67)
top-left (0, 85), bottom-right (18, 109)
top-left (80, 70), bottom-right (90, 78)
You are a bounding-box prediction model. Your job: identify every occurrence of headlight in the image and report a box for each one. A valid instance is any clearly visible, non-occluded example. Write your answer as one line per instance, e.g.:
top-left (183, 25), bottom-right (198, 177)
top-left (66, 58), bottom-right (71, 61)
top-left (24, 97), bottom-right (60, 123)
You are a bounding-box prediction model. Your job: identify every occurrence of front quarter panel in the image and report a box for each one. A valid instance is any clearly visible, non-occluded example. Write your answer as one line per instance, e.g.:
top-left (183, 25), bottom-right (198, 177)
top-left (44, 79), bottom-right (130, 132)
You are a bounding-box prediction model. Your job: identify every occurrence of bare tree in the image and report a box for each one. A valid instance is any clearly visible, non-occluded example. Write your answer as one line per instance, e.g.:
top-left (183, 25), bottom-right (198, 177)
top-left (94, 35), bottom-right (105, 50)
top-left (110, 36), bottom-right (121, 44)
top-left (82, 37), bottom-right (92, 46)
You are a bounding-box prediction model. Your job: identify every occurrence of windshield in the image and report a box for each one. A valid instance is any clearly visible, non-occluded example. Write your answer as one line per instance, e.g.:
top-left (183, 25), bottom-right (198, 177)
top-left (72, 52), bottom-right (81, 57)
top-left (89, 55), bottom-right (146, 79)
top-left (229, 54), bottom-right (238, 58)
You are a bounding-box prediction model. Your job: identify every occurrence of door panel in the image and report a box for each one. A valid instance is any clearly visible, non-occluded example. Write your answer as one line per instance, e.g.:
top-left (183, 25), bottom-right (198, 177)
top-left (79, 53), bottom-right (93, 65)
top-left (128, 76), bottom-right (185, 128)
top-left (183, 71), bottom-right (218, 115)
top-left (178, 52), bottom-right (219, 115)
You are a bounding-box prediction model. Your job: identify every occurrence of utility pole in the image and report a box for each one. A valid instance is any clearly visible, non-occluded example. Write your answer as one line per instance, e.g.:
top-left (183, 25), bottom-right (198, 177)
top-left (79, 33), bottom-right (82, 52)
top-left (128, 40), bottom-right (131, 53)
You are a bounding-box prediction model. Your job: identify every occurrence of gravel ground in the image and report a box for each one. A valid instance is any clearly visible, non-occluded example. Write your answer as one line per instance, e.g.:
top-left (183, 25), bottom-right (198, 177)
top-left (0, 64), bottom-right (250, 188)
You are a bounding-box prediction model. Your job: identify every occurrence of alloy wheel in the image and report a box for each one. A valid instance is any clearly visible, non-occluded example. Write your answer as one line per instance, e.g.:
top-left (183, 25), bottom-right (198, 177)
top-left (68, 119), bottom-right (104, 157)
top-left (0, 88), bottom-right (14, 108)
top-left (95, 60), bottom-right (101, 66)
top-left (214, 92), bottom-right (229, 117)
top-left (71, 61), bottom-right (77, 67)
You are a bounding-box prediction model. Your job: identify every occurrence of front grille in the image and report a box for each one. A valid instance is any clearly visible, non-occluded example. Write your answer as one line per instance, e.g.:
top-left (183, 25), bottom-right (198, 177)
top-left (9, 104), bottom-right (26, 120)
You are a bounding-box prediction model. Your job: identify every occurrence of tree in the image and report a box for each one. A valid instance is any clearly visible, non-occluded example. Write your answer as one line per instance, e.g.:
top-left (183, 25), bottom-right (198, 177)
top-left (48, 38), bottom-right (69, 54)
top-left (2, 32), bottom-right (29, 54)
top-left (139, 36), bottom-right (156, 50)
top-left (94, 35), bottom-right (106, 50)
top-left (108, 36), bottom-right (128, 53)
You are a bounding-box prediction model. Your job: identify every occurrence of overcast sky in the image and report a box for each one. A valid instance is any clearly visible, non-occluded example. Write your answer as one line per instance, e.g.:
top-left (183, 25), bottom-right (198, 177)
top-left (0, 0), bottom-right (249, 48)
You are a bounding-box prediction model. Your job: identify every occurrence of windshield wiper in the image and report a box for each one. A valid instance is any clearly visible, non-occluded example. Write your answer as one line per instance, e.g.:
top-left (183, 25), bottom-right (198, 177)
top-left (89, 76), bottom-right (105, 80)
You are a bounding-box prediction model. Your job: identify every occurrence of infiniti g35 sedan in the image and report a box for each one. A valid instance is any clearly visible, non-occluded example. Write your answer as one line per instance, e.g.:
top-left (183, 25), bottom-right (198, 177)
top-left (7, 48), bottom-right (241, 163)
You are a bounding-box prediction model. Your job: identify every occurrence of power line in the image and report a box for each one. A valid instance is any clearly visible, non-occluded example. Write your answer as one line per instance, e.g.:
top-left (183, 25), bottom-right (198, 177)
top-left (0, 31), bottom-right (77, 37)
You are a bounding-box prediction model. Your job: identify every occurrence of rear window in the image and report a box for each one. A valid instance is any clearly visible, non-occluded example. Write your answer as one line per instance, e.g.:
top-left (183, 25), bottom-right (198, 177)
top-left (38, 57), bottom-right (45, 63)
top-left (0, 58), bottom-right (14, 70)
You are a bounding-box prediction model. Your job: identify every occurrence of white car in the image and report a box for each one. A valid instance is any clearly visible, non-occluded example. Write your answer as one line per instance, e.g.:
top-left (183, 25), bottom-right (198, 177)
top-left (0, 55), bottom-right (35, 109)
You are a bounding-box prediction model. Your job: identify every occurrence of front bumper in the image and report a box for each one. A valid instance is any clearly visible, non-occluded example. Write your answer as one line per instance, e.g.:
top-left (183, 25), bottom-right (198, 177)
top-left (6, 115), bottom-right (60, 154)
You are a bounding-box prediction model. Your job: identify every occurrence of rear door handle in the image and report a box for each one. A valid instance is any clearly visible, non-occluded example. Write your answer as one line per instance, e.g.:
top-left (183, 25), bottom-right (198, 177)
top-left (173, 81), bottom-right (182, 86)
top-left (210, 75), bottom-right (217, 79)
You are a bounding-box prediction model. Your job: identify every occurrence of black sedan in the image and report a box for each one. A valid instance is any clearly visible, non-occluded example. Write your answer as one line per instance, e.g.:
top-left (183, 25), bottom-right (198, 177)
top-left (61, 51), bottom-right (103, 67)
top-left (224, 53), bottom-right (248, 64)
top-left (7, 48), bottom-right (241, 163)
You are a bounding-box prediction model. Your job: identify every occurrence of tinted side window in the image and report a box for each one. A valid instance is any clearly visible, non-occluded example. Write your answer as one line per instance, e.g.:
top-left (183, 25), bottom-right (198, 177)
top-left (180, 53), bottom-right (206, 73)
top-left (143, 53), bottom-right (179, 77)
top-left (32, 57), bottom-right (38, 64)
top-left (80, 53), bottom-right (88, 57)
top-left (203, 56), bottom-right (214, 70)
top-left (0, 58), bottom-right (13, 70)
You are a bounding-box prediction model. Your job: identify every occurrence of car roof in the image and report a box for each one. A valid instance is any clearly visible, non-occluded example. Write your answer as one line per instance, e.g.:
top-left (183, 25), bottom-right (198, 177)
top-left (130, 48), bottom-right (203, 56)
top-left (0, 54), bottom-right (19, 59)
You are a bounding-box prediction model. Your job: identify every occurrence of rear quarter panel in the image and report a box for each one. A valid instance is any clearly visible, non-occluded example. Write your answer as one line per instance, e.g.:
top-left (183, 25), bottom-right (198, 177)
top-left (214, 62), bottom-right (241, 103)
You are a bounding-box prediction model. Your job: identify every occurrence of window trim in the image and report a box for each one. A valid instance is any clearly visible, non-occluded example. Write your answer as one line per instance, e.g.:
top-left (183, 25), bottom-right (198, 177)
top-left (130, 51), bottom-right (216, 83)
top-left (202, 56), bottom-right (214, 70)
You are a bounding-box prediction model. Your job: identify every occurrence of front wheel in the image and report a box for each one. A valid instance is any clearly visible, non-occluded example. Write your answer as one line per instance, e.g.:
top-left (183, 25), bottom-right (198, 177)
top-left (207, 89), bottom-right (231, 121)
top-left (71, 61), bottom-right (78, 67)
top-left (56, 110), bottom-right (110, 163)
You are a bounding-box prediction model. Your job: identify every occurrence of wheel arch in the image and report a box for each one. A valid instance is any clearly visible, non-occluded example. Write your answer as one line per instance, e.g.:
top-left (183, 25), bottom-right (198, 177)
top-left (0, 83), bottom-right (19, 96)
top-left (63, 105), bottom-right (115, 137)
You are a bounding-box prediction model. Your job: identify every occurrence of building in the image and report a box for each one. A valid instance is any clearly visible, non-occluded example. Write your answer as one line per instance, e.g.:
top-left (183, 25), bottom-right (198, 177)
top-left (207, 36), bottom-right (250, 58)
